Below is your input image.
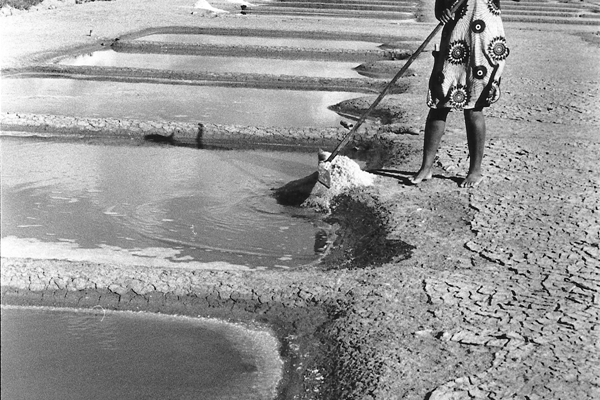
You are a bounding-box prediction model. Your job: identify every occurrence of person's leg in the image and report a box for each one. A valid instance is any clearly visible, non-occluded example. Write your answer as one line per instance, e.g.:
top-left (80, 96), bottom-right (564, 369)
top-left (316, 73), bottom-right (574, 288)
top-left (410, 107), bottom-right (450, 183)
top-left (461, 107), bottom-right (486, 187)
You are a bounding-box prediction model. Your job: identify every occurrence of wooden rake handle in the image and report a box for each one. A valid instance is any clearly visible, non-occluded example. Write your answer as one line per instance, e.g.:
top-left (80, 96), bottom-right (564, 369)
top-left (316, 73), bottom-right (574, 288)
top-left (325, 0), bottom-right (468, 163)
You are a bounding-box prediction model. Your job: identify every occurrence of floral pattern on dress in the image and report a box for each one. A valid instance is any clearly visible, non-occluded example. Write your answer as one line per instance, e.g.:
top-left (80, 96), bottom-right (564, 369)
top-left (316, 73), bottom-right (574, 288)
top-left (471, 20), bottom-right (486, 33)
top-left (486, 80), bottom-right (501, 104)
top-left (487, 0), bottom-right (501, 16)
top-left (427, 0), bottom-right (508, 110)
top-left (472, 65), bottom-right (488, 80)
top-left (449, 85), bottom-right (470, 109)
top-left (488, 37), bottom-right (510, 62)
top-left (453, 0), bottom-right (469, 20)
top-left (447, 40), bottom-right (470, 65)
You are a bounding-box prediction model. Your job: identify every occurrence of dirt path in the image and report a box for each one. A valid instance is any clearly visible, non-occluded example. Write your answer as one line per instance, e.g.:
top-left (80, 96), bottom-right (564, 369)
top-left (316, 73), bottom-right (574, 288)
top-left (2, 1), bottom-right (599, 399)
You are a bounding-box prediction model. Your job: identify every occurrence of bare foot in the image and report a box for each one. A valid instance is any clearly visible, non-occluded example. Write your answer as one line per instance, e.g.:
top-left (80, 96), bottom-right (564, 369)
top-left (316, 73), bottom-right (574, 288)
top-left (409, 169), bottom-right (433, 184)
top-left (460, 172), bottom-right (484, 188)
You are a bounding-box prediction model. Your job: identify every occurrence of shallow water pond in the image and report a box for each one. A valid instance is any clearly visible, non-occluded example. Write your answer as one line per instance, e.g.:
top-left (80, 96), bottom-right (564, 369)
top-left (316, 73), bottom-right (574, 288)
top-left (136, 33), bottom-right (383, 50)
top-left (1, 77), bottom-right (358, 127)
top-left (1, 306), bottom-right (282, 400)
top-left (59, 49), bottom-right (363, 78)
top-left (1, 138), bottom-right (333, 270)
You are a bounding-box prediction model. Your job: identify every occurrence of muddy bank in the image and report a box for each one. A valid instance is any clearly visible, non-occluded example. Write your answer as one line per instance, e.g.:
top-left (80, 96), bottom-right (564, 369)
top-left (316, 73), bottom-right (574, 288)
top-left (355, 60), bottom-right (417, 79)
top-left (5, 65), bottom-right (406, 93)
top-left (329, 94), bottom-right (411, 125)
top-left (0, 112), bottom-right (340, 148)
top-left (0, 112), bottom-right (405, 150)
top-left (322, 191), bottom-right (415, 269)
top-left (112, 38), bottom-right (411, 63)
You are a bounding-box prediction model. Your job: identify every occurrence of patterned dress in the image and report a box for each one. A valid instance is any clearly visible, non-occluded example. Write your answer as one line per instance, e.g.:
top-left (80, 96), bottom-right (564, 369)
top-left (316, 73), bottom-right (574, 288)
top-left (427, 0), bottom-right (509, 110)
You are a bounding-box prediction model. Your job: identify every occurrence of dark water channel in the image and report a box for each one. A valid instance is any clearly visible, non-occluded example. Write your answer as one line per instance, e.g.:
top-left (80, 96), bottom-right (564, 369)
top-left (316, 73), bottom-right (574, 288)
top-left (1, 77), bottom-right (358, 127)
top-left (59, 49), bottom-right (363, 78)
top-left (1, 138), bottom-right (333, 270)
top-left (1, 306), bottom-right (282, 400)
top-left (137, 33), bottom-right (383, 50)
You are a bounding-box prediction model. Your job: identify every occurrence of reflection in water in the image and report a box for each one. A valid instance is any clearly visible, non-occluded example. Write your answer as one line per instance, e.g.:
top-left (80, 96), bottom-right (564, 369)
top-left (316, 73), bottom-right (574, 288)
top-left (60, 49), bottom-right (362, 78)
top-left (0, 77), bottom-right (359, 127)
top-left (1, 138), bottom-right (333, 269)
top-left (1, 306), bottom-right (282, 400)
top-left (138, 33), bottom-right (382, 50)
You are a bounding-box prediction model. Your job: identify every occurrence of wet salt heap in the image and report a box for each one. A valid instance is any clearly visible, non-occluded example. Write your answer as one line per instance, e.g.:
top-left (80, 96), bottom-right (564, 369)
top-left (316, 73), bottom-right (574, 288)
top-left (274, 150), bottom-right (375, 212)
top-left (303, 150), bottom-right (375, 212)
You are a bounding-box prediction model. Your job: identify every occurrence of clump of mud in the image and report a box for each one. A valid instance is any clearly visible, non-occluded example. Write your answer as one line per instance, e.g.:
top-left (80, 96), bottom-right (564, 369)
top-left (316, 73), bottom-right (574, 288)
top-left (274, 150), bottom-right (375, 213)
top-left (321, 191), bottom-right (415, 270)
top-left (355, 60), bottom-right (416, 79)
top-left (328, 96), bottom-right (407, 125)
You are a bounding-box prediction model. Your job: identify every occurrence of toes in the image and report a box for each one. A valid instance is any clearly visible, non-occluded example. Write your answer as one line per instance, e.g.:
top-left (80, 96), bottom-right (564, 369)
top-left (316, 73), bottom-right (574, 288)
top-left (409, 171), bottom-right (433, 185)
top-left (409, 175), bottom-right (428, 184)
top-left (461, 175), bottom-right (484, 188)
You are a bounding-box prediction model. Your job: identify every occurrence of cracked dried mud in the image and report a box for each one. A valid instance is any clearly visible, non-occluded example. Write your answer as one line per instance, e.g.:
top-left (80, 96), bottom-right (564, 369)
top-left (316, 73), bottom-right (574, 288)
top-left (1, 0), bottom-right (599, 399)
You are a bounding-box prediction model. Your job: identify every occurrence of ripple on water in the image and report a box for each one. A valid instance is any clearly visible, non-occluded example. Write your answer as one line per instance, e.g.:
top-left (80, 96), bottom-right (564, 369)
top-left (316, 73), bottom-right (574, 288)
top-left (1, 138), bottom-right (333, 269)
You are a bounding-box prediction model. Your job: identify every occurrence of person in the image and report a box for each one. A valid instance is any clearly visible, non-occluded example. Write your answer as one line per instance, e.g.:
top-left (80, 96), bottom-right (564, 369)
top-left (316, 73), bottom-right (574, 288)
top-left (410, 0), bottom-right (509, 187)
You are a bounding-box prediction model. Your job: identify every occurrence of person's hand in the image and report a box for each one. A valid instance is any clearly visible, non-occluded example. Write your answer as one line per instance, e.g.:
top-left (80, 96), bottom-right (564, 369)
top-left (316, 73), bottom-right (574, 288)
top-left (438, 8), bottom-right (455, 24)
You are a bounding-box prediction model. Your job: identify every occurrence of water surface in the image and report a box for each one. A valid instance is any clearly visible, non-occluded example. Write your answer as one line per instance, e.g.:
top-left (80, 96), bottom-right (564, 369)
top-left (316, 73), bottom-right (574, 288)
top-left (59, 49), bottom-right (362, 78)
top-left (1, 306), bottom-right (282, 400)
top-left (137, 34), bottom-right (382, 50)
top-left (1, 77), bottom-right (358, 127)
top-left (1, 138), bottom-right (332, 270)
